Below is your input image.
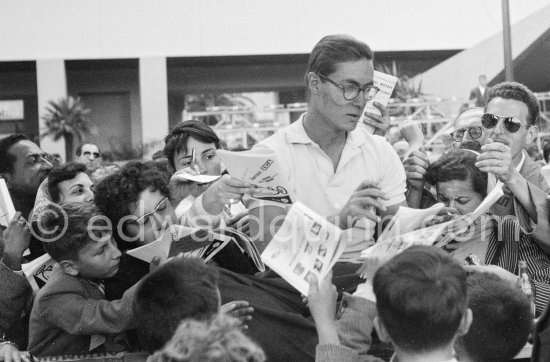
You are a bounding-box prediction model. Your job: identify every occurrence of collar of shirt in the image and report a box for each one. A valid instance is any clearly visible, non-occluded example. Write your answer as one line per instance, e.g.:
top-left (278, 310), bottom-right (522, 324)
top-left (285, 113), bottom-right (366, 149)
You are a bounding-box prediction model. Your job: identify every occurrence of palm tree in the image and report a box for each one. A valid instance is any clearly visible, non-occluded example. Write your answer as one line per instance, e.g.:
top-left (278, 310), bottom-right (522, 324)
top-left (41, 96), bottom-right (94, 161)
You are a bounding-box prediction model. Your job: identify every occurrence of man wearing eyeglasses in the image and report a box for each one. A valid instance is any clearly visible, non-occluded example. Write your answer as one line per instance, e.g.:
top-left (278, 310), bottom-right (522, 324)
top-left (248, 34), bottom-right (407, 261)
top-left (76, 143), bottom-right (101, 171)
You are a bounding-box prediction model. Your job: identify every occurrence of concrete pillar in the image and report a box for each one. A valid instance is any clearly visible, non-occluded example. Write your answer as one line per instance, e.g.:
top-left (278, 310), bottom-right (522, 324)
top-left (139, 57), bottom-right (169, 158)
top-left (36, 59), bottom-right (67, 160)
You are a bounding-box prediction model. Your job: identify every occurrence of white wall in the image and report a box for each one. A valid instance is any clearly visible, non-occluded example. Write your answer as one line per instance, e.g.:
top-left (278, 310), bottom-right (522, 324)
top-left (2, 0), bottom-right (550, 61)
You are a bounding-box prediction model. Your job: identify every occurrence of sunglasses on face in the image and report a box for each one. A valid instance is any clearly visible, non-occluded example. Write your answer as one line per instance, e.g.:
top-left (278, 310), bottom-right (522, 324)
top-left (450, 126), bottom-right (483, 142)
top-left (481, 113), bottom-right (526, 133)
top-left (83, 151), bottom-right (100, 158)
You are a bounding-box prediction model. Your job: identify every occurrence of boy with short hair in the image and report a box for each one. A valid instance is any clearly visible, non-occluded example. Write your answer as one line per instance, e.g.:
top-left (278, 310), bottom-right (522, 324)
top-left (308, 246), bottom-right (472, 362)
top-left (133, 257), bottom-right (220, 352)
top-left (372, 246), bottom-right (471, 361)
top-left (28, 203), bottom-right (138, 356)
top-left (455, 273), bottom-right (533, 362)
top-left (133, 257), bottom-right (253, 353)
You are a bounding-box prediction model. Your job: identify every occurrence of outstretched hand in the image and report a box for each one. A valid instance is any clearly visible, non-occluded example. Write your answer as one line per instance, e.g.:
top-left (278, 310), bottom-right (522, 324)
top-left (220, 300), bottom-right (254, 328)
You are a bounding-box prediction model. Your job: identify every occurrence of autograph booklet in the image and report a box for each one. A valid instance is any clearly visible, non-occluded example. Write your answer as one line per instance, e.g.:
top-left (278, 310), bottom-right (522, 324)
top-left (127, 224), bottom-right (265, 272)
top-left (260, 202), bottom-right (345, 296)
top-left (358, 183), bottom-right (504, 279)
top-left (218, 149), bottom-right (295, 205)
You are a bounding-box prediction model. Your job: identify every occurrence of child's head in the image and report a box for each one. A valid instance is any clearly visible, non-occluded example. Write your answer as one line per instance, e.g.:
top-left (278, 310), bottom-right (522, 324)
top-left (40, 202), bottom-right (121, 279)
top-left (373, 245), bottom-right (471, 355)
top-left (47, 162), bottom-right (94, 204)
top-left (455, 273), bottom-right (533, 362)
top-left (94, 161), bottom-right (174, 250)
top-left (148, 314), bottom-right (265, 362)
top-left (133, 257), bottom-right (220, 352)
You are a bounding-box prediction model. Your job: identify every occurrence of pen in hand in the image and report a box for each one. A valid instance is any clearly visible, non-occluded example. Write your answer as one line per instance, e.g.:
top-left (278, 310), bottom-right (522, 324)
top-left (191, 147), bottom-right (200, 173)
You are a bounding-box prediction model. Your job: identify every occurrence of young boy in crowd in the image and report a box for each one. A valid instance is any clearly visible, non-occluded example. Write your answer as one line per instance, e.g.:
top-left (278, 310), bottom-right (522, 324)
top-left (133, 257), bottom-right (253, 353)
top-left (308, 246), bottom-right (472, 362)
top-left (28, 203), bottom-right (139, 356)
top-left (454, 272), bottom-right (533, 362)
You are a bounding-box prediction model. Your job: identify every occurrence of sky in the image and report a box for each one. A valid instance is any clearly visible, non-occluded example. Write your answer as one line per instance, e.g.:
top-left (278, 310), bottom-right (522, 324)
top-left (1, 0), bottom-right (550, 60)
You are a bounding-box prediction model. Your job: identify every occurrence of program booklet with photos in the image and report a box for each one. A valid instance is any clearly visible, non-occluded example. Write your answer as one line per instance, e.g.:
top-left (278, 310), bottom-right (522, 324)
top-left (217, 149), bottom-right (295, 206)
top-left (358, 183), bottom-right (504, 279)
top-left (260, 202), bottom-right (345, 296)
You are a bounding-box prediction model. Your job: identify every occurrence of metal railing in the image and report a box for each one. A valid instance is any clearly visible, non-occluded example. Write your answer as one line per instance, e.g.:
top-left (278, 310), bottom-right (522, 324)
top-left (184, 94), bottom-right (550, 150)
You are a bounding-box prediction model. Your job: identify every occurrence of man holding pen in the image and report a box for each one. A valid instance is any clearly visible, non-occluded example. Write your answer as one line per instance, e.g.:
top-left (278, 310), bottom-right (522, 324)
top-left (247, 34), bottom-right (407, 259)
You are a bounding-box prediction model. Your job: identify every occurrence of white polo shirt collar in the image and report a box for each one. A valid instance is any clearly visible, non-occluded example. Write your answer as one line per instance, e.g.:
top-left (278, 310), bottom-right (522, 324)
top-left (285, 114), bottom-right (367, 150)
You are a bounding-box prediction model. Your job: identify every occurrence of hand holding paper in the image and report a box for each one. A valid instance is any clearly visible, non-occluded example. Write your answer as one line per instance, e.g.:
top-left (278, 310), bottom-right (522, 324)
top-left (261, 202), bottom-right (345, 296)
top-left (307, 271), bottom-right (337, 319)
top-left (335, 180), bottom-right (388, 229)
top-left (359, 71), bottom-right (398, 134)
top-left (2, 212), bottom-right (31, 270)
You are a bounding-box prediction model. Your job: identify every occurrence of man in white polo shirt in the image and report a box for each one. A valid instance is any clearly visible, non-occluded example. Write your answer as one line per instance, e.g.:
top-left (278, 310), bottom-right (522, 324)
top-left (249, 34), bottom-right (407, 262)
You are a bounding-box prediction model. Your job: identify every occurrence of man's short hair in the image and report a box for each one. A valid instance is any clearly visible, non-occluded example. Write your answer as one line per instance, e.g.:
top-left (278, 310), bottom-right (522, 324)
top-left (485, 81), bottom-right (540, 126)
top-left (453, 107), bottom-right (484, 128)
top-left (163, 120), bottom-right (221, 170)
top-left (148, 314), bottom-right (265, 362)
top-left (373, 245), bottom-right (468, 353)
top-left (76, 143), bottom-right (99, 156)
top-left (47, 162), bottom-right (88, 203)
top-left (0, 134), bottom-right (30, 174)
top-left (94, 161), bottom-right (170, 249)
top-left (456, 273), bottom-right (533, 362)
top-left (40, 203), bottom-right (107, 262)
top-left (133, 258), bottom-right (220, 353)
top-left (305, 34), bottom-right (373, 86)
top-left (426, 149), bottom-right (487, 199)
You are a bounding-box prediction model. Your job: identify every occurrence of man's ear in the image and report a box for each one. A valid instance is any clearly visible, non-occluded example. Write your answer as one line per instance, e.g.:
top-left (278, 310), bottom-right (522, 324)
top-left (306, 72), bottom-right (321, 96)
top-left (373, 316), bottom-right (392, 343)
top-left (525, 125), bottom-right (539, 145)
top-left (59, 259), bottom-right (80, 276)
top-left (457, 308), bottom-right (473, 337)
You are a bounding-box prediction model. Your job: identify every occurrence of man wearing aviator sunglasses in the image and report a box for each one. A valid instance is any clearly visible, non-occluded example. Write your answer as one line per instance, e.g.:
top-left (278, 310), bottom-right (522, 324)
top-left (474, 82), bottom-right (550, 252)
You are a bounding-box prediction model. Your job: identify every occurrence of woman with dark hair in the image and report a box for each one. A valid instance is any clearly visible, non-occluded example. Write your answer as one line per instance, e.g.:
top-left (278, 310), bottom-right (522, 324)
top-left (164, 120), bottom-right (253, 232)
top-left (95, 161), bottom-right (362, 362)
top-left (426, 149), bottom-right (550, 314)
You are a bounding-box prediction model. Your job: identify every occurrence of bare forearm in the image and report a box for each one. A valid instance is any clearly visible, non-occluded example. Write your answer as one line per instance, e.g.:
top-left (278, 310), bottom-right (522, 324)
top-left (406, 187), bottom-right (424, 209)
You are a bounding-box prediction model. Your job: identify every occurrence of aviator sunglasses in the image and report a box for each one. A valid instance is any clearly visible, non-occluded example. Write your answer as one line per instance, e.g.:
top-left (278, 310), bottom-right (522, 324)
top-left (481, 113), bottom-right (526, 133)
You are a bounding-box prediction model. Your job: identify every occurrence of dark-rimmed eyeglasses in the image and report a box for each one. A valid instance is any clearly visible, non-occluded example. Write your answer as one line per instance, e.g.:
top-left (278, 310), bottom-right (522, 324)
top-left (135, 197), bottom-right (169, 225)
top-left (450, 126), bottom-right (483, 142)
top-left (317, 73), bottom-right (379, 101)
top-left (481, 113), bottom-right (526, 133)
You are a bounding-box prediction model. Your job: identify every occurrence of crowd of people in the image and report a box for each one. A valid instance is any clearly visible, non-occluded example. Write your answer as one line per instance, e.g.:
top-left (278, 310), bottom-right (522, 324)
top-left (1, 33), bottom-right (550, 362)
